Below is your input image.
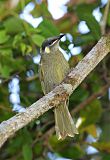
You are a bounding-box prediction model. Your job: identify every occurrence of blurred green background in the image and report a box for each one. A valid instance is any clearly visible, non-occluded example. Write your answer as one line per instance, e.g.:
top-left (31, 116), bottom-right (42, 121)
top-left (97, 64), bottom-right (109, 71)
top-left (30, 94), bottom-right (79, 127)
top-left (0, 0), bottom-right (110, 160)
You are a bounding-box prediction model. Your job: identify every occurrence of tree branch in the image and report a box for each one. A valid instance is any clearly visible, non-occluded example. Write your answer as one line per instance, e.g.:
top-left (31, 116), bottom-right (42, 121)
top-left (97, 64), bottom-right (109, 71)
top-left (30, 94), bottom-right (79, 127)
top-left (0, 36), bottom-right (110, 148)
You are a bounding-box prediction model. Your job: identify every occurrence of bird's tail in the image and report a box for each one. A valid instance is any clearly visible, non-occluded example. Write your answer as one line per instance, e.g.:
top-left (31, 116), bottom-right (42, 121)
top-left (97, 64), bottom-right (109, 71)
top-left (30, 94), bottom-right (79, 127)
top-left (54, 103), bottom-right (78, 140)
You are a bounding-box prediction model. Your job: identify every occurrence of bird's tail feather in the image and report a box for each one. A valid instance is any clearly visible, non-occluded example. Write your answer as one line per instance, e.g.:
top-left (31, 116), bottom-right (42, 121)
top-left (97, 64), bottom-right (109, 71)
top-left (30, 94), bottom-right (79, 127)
top-left (54, 103), bottom-right (78, 140)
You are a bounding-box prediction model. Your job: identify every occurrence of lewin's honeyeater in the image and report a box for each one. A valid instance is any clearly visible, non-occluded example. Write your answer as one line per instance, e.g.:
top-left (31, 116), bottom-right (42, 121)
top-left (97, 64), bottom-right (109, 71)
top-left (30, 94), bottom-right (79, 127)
top-left (39, 34), bottom-right (78, 140)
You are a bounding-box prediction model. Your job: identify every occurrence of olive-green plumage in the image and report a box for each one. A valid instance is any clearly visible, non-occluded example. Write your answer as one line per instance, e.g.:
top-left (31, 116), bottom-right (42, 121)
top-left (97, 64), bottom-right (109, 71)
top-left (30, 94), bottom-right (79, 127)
top-left (39, 35), bottom-right (78, 139)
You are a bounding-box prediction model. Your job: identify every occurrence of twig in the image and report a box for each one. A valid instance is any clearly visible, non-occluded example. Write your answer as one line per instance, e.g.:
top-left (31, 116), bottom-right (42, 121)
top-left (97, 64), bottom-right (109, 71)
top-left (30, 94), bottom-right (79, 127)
top-left (101, 0), bottom-right (110, 35)
top-left (0, 105), bottom-right (12, 112)
top-left (0, 36), bottom-right (110, 148)
top-left (72, 83), bottom-right (110, 114)
top-left (25, 74), bottom-right (38, 81)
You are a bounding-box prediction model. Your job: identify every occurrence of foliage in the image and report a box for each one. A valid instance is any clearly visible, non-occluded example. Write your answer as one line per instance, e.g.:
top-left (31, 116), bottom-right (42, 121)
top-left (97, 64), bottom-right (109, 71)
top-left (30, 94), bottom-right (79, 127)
top-left (0, 0), bottom-right (110, 160)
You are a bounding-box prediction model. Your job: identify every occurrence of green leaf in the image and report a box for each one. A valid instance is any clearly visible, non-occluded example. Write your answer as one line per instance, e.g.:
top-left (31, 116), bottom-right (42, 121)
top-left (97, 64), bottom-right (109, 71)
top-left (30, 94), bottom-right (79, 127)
top-left (20, 43), bottom-right (26, 54)
top-left (34, 142), bottom-right (43, 155)
top-left (22, 144), bottom-right (33, 160)
top-left (73, 33), bottom-right (95, 46)
top-left (76, 3), bottom-right (98, 16)
top-left (70, 86), bottom-right (89, 102)
top-left (49, 136), bottom-right (84, 159)
top-left (13, 34), bottom-right (32, 54)
top-left (102, 153), bottom-right (110, 160)
top-left (0, 48), bottom-right (12, 57)
top-left (82, 124), bottom-right (97, 138)
top-left (0, 48), bottom-right (26, 77)
top-left (31, 3), bottom-right (51, 18)
top-left (85, 16), bottom-right (101, 40)
top-left (100, 112), bottom-right (110, 142)
top-left (38, 19), bottom-right (60, 37)
top-left (0, 30), bottom-right (10, 44)
top-left (49, 135), bottom-right (69, 151)
top-left (61, 145), bottom-right (84, 159)
top-left (107, 12), bottom-right (110, 26)
top-left (25, 45), bottom-right (32, 54)
top-left (4, 17), bottom-right (24, 34)
top-left (7, 135), bottom-right (23, 155)
top-left (90, 142), bottom-right (110, 153)
top-left (20, 44), bottom-right (32, 55)
top-left (88, 72), bottom-right (103, 92)
top-left (0, 65), bottom-right (12, 78)
top-left (80, 99), bottom-right (102, 127)
top-left (76, 3), bottom-right (101, 40)
top-left (31, 34), bottom-right (45, 47)
top-left (13, 34), bottom-right (22, 48)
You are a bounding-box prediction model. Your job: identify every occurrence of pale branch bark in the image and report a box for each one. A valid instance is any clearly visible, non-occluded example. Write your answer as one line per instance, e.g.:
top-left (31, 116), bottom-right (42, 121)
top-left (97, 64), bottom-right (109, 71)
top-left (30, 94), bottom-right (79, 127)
top-left (0, 36), bottom-right (110, 148)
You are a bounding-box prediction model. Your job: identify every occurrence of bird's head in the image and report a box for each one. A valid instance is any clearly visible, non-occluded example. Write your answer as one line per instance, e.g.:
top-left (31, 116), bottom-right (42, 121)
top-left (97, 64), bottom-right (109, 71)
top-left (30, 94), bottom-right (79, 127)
top-left (40, 34), bottom-right (65, 54)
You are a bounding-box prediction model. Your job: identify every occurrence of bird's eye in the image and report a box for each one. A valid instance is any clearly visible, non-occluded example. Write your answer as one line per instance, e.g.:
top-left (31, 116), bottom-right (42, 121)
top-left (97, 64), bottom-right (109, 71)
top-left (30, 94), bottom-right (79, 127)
top-left (48, 42), bottom-right (52, 45)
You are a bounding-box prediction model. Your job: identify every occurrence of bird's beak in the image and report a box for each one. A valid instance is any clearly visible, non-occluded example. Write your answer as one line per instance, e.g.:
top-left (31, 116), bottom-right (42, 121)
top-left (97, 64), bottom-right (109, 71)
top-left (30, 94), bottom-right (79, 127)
top-left (57, 34), bottom-right (65, 40)
top-left (52, 34), bottom-right (65, 44)
top-left (46, 34), bottom-right (65, 51)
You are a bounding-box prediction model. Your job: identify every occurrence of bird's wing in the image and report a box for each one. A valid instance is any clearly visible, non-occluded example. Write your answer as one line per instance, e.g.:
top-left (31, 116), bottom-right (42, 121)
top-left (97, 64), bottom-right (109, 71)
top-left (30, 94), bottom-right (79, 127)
top-left (39, 61), bottom-right (46, 95)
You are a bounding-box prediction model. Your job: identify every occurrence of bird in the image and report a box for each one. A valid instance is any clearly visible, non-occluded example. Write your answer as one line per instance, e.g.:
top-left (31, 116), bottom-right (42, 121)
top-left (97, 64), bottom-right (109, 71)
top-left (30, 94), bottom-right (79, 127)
top-left (39, 34), bottom-right (78, 140)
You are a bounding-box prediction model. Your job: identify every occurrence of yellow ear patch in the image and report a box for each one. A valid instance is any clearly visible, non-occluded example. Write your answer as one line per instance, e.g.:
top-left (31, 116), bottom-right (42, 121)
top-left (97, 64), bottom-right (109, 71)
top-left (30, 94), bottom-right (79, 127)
top-left (45, 47), bottom-right (50, 53)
